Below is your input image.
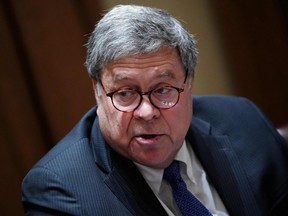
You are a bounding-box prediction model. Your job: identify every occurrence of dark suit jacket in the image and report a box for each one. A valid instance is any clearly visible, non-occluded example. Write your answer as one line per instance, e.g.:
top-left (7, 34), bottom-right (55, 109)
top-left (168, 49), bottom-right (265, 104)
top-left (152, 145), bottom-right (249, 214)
top-left (22, 96), bottom-right (288, 216)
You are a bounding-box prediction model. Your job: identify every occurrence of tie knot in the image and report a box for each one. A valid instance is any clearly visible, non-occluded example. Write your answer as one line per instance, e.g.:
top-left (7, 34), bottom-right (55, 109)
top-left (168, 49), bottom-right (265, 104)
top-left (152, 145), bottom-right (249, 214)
top-left (163, 160), bottom-right (182, 184)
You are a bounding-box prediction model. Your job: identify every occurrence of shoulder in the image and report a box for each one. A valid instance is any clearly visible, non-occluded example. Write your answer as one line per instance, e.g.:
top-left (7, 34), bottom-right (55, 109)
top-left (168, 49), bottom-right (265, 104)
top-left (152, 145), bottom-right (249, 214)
top-left (21, 107), bottom-right (106, 214)
top-left (32, 107), bottom-right (97, 168)
top-left (22, 106), bottom-right (100, 192)
top-left (192, 95), bottom-right (286, 156)
top-left (193, 95), bottom-right (271, 130)
top-left (191, 95), bottom-right (285, 147)
top-left (193, 95), bottom-right (258, 116)
top-left (22, 106), bottom-right (99, 181)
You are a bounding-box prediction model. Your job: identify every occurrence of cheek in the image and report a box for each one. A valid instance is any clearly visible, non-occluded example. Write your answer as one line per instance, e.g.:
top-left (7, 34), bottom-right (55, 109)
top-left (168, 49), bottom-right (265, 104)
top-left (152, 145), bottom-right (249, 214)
top-left (169, 95), bottom-right (192, 139)
top-left (97, 102), bottom-right (131, 148)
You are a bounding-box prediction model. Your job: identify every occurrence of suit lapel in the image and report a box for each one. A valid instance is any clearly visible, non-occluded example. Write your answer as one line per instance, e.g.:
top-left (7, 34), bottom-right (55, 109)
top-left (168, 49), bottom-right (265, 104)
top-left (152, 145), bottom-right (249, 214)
top-left (90, 110), bottom-right (261, 216)
top-left (90, 116), bottom-right (167, 216)
top-left (187, 117), bottom-right (261, 216)
top-left (106, 151), bottom-right (168, 216)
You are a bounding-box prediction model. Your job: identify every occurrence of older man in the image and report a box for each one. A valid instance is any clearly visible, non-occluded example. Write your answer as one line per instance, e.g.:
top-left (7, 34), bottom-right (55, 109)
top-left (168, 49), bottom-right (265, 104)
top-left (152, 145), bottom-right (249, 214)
top-left (22, 5), bottom-right (288, 216)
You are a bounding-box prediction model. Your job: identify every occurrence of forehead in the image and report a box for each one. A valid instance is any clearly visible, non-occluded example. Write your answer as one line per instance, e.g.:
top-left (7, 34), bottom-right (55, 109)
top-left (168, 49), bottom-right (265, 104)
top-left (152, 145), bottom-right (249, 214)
top-left (101, 47), bottom-right (185, 82)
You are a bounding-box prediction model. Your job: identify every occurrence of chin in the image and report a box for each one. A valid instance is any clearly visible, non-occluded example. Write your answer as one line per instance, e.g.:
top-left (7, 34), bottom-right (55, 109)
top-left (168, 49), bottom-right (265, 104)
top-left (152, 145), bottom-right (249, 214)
top-left (137, 155), bottom-right (172, 169)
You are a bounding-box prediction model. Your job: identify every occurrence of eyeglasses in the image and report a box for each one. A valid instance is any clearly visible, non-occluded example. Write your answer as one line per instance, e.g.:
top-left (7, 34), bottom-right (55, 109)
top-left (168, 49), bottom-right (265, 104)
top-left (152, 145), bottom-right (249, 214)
top-left (99, 80), bottom-right (186, 113)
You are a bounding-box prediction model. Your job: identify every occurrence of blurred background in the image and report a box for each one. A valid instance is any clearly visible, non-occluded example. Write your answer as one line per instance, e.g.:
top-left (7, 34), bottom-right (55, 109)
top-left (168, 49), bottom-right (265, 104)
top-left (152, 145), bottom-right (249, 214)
top-left (0, 0), bottom-right (287, 215)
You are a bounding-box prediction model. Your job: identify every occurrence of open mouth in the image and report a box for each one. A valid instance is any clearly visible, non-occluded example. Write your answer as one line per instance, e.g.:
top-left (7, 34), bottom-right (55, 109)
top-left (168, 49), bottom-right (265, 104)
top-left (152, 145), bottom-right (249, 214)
top-left (134, 134), bottom-right (162, 145)
top-left (140, 134), bottom-right (158, 139)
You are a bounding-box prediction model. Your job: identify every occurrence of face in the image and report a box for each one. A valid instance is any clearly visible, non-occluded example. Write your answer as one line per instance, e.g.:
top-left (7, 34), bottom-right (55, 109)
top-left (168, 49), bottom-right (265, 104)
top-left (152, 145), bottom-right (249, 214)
top-left (93, 47), bottom-right (193, 169)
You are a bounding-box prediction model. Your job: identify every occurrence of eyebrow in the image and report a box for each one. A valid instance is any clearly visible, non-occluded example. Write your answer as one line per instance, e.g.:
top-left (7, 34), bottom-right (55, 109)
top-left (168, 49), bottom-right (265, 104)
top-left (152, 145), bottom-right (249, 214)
top-left (157, 70), bottom-right (177, 79)
top-left (113, 74), bottom-right (130, 82)
top-left (112, 70), bottom-right (177, 82)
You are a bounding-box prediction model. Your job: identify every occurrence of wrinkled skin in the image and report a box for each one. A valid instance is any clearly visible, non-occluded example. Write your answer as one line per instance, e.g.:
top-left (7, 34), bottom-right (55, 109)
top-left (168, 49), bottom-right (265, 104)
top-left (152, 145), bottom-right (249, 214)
top-left (93, 47), bottom-right (193, 169)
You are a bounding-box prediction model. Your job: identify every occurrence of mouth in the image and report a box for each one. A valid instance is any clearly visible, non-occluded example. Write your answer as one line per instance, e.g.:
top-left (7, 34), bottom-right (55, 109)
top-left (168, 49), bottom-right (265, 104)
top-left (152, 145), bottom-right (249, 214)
top-left (134, 134), bottom-right (163, 145)
top-left (140, 134), bottom-right (158, 139)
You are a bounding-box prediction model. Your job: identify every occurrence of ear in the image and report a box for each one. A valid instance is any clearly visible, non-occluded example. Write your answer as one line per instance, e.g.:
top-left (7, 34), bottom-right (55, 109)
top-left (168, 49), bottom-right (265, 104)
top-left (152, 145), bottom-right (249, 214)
top-left (187, 73), bottom-right (194, 94)
top-left (92, 79), bottom-right (97, 92)
top-left (91, 79), bottom-right (101, 99)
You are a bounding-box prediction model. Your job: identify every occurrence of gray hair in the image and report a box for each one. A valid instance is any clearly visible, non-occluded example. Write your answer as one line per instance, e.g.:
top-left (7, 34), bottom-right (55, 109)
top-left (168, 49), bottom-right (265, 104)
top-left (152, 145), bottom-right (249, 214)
top-left (85, 5), bottom-right (198, 80)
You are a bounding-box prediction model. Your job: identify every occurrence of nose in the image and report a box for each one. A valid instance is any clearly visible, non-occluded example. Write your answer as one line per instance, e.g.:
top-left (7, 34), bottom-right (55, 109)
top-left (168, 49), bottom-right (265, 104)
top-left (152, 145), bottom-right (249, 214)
top-left (133, 96), bottom-right (160, 121)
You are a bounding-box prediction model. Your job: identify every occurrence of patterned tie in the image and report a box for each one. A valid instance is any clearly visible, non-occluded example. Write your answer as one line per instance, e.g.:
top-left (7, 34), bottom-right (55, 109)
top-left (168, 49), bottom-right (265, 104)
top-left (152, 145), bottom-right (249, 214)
top-left (163, 160), bottom-right (212, 216)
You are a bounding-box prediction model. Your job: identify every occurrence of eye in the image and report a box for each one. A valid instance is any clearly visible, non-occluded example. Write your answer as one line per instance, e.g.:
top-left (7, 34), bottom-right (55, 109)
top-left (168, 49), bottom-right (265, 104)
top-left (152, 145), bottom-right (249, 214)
top-left (153, 86), bottom-right (173, 95)
top-left (152, 86), bottom-right (178, 102)
top-left (113, 89), bottom-right (138, 104)
top-left (117, 89), bottom-right (134, 97)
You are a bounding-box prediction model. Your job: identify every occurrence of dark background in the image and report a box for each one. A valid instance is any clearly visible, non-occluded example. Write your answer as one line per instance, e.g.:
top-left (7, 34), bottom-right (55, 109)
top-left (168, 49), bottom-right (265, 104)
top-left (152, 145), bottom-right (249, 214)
top-left (0, 0), bottom-right (287, 215)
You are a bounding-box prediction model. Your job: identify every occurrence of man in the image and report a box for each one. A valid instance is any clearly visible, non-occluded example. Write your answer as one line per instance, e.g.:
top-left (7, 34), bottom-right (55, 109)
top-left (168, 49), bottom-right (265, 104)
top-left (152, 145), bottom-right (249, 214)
top-left (22, 5), bottom-right (288, 216)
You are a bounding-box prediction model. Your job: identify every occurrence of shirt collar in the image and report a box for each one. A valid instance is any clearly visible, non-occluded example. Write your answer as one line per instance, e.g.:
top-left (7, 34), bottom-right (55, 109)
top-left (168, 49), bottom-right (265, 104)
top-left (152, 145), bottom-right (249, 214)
top-left (134, 140), bottom-right (195, 195)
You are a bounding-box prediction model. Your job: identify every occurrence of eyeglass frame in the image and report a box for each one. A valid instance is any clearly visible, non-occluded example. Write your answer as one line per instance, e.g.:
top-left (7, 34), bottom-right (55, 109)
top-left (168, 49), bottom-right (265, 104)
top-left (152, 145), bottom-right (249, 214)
top-left (98, 72), bottom-right (188, 113)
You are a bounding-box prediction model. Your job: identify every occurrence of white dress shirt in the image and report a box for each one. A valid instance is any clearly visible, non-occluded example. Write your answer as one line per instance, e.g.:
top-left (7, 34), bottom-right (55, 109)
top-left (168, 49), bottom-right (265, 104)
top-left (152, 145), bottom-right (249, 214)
top-left (135, 140), bottom-right (229, 216)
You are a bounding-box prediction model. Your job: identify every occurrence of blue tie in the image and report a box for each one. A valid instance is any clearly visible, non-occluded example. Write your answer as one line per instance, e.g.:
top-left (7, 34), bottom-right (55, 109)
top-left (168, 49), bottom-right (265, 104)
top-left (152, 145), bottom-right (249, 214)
top-left (163, 160), bottom-right (212, 216)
